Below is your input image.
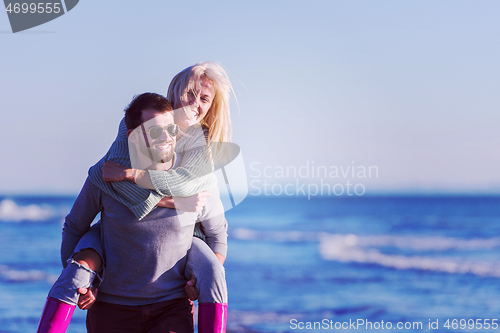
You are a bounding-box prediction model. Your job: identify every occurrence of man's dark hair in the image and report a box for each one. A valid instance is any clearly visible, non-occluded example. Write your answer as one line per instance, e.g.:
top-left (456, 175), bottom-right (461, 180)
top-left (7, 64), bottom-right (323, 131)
top-left (124, 93), bottom-right (173, 130)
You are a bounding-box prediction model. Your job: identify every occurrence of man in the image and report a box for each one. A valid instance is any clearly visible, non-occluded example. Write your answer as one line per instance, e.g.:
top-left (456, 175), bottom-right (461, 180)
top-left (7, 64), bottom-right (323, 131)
top-left (61, 93), bottom-right (227, 332)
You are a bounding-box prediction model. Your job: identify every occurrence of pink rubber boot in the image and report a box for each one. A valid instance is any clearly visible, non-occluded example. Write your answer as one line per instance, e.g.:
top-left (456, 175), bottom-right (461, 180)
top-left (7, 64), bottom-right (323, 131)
top-left (198, 303), bottom-right (227, 333)
top-left (36, 297), bottom-right (75, 333)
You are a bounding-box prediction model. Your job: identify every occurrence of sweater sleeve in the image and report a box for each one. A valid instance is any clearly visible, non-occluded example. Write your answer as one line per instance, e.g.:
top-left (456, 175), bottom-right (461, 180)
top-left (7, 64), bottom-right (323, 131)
top-left (61, 178), bottom-right (102, 266)
top-left (88, 119), bottom-right (218, 220)
top-left (148, 145), bottom-right (217, 197)
top-left (148, 125), bottom-right (217, 197)
top-left (87, 118), bottom-right (163, 220)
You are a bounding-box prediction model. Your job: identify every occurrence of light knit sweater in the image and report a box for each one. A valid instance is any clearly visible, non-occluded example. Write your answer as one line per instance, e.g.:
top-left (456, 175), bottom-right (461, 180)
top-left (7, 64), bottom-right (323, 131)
top-left (88, 118), bottom-right (217, 220)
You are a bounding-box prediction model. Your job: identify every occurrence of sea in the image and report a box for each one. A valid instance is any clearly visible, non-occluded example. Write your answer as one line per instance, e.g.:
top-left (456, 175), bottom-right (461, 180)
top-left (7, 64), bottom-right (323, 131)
top-left (1, 195), bottom-right (499, 333)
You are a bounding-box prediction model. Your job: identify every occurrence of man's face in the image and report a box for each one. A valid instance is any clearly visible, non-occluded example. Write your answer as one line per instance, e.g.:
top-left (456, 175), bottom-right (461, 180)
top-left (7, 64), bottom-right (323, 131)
top-left (139, 109), bottom-right (177, 163)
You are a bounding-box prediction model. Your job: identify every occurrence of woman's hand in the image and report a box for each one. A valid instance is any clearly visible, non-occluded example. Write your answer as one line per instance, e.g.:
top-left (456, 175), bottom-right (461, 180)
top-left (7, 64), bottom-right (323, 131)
top-left (172, 192), bottom-right (212, 212)
top-left (102, 161), bottom-right (132, 182)
top-left (184, 278), bottom-right (198, 301)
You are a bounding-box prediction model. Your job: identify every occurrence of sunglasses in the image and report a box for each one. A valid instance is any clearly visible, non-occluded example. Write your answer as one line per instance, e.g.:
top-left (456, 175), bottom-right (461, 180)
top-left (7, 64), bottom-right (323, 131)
top-left (142, 124), bottom-right (179, 140)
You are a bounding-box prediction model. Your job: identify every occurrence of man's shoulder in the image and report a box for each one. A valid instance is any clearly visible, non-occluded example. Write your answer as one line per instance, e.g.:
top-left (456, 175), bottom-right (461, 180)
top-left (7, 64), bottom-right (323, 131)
top-left (80, 177), bottom-right (120, 208)
top-left (81, 176), bottom-right (101, 195)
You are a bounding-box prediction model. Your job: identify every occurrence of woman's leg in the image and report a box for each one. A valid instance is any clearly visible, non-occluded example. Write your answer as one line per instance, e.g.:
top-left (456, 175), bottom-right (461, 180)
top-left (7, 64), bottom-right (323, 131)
top-left (47, 248), bottom-right (101, 306)
top-left (37, 224), bottom-right (104, 333)
top-left (185, 237), bottom-right (227, 333)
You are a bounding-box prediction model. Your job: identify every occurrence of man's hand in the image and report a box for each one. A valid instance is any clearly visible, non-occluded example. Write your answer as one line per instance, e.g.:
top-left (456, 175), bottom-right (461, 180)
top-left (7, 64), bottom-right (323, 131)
top-left (102, 161), bottom-right (130, 182)
top-left (77, 287), bottom-right (97, 310)
top-left (184, 278), bottom-right (198, 301)
top-left (172, 192), bottom-right (212, 212)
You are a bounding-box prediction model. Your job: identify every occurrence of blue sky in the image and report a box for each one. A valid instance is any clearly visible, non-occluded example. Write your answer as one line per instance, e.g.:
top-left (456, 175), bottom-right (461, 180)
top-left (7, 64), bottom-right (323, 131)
top-left (1, 0), bottom-right (499, 195)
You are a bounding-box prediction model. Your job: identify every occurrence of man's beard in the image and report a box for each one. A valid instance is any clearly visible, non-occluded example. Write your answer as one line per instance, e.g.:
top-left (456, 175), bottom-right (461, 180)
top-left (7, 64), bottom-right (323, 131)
top-left (140, 140), bottom-right (175, 163)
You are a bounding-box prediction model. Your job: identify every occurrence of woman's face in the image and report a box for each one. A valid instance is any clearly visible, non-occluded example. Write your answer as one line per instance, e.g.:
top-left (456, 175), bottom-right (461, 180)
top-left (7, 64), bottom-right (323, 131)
top-left (174, 78), bottom-right (215, 129)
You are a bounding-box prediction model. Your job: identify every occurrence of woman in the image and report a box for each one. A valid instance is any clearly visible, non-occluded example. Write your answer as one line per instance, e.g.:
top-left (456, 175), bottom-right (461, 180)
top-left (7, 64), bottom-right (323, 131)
top-left (37, 62), bottom-right (234, 333)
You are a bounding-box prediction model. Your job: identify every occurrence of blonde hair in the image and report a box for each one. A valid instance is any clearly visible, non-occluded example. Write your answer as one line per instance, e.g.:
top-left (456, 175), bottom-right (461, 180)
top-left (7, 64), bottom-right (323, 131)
top-left (167, 61), bottom-right (234, 143)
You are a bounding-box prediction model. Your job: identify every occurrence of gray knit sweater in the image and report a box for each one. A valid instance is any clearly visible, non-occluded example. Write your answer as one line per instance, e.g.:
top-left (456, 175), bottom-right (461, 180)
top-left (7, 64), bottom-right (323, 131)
top-left (88, 118), bottom-right (217, 220)
top-left (61, 177), bottom-right (227, 306)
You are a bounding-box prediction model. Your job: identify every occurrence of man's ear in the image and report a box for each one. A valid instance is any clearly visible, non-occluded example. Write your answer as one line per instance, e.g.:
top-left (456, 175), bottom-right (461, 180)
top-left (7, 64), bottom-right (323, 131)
top-left (128, 129), bottom-right (138, 143)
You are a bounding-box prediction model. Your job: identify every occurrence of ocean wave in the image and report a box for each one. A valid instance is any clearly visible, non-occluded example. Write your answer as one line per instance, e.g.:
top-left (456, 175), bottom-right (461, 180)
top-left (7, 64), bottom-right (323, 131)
top-left (0, 199), bottom-right (56, 222)
top-left (351, 234), bottom-right (500, 251)
top-left (231, 228), bottom-right (500, 277)
top-left (0, 265), bottom-right (58, 284)
top-left (319, 234), bottom-right (500, 277)
top-left (231, 228), bottom-right (320, 242)
top-left (225, 309), bottom-right (370, 332)
top-left (231, 228), bottom-right (500, 250)
top-left (226, 309), bottom-right (307, 331)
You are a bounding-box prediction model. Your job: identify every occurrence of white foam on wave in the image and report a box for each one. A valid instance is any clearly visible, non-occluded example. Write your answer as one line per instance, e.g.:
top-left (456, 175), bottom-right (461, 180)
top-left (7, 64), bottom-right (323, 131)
top-left (231, 228), bottom-right (320, 242)
top-left (355, 234), bottom-right (500, 251)
top-left (232, 228), bottom-right (500, 277)
top-left (0, 199), bottom-right (56, 222)
top-left (0, 265), bottom-right (58, 284)
top-left (319, 234), bottom-right (500, 277)
top-left (231, 228), bottom-right (500, 250)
